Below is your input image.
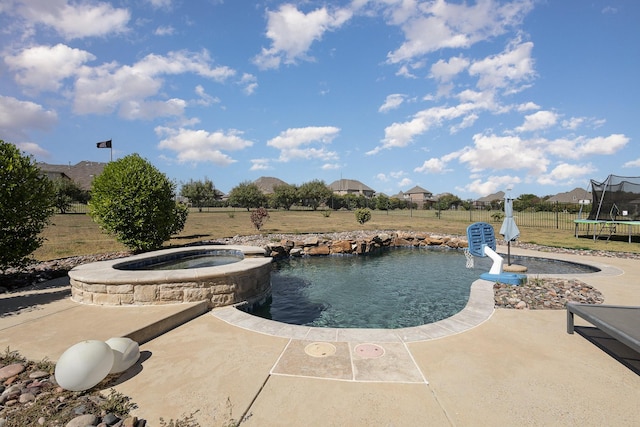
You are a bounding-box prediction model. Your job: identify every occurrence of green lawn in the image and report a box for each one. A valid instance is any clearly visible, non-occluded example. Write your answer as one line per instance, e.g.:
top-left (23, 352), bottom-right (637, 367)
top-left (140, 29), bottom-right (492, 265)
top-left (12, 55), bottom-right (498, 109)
top-left (34, 208), bottom-right (640, 261)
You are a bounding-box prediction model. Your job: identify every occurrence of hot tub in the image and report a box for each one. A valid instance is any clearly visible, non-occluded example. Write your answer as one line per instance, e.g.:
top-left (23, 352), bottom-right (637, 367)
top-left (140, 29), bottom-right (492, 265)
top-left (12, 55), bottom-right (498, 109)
top-left (68, 245), bottom-right (272, 308)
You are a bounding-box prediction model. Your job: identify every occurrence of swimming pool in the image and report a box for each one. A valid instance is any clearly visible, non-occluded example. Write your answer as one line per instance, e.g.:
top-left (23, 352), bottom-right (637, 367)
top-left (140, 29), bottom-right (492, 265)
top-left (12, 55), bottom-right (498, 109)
top-left (247, 248), bottom-right (599, 329)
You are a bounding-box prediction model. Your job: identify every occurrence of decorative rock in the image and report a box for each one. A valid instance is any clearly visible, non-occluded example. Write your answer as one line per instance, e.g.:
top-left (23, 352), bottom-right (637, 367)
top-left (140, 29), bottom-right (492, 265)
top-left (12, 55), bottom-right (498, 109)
top-left (29, 370), bottom-right (50, 379)
top-left (515, 301), bottom-right (527, 309)
top-left (19, 392), bottom-right (35, 403)
top-left (0, 363), bottom-right (25, 380)
top-left (123, 417), bottom-right (138, 427)
top-left (102, 413), bottom-right (120, 425)
top-left (66, 414), bottom-right (98, 427)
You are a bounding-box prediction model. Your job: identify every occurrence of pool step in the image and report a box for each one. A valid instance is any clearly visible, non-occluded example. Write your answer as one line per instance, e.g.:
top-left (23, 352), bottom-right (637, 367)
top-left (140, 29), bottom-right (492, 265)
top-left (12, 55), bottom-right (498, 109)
top-left (124, 301), bottom-right (209, 344)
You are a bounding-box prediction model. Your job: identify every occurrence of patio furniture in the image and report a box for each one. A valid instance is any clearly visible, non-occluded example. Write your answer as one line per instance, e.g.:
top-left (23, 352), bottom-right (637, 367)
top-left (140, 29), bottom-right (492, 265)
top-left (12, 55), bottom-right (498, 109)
top-left (566, 302), bottom-right (640, 353)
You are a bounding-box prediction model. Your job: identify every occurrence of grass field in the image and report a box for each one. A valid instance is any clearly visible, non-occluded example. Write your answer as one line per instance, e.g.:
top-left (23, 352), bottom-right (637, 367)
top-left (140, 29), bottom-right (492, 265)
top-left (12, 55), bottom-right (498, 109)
top-left (33, 208), bottom-right (640, 261)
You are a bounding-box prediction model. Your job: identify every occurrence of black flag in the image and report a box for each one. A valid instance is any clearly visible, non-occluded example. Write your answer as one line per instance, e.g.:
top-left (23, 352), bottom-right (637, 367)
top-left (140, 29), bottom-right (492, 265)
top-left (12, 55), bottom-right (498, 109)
top-left (97, 139), bottom-right (112, 148)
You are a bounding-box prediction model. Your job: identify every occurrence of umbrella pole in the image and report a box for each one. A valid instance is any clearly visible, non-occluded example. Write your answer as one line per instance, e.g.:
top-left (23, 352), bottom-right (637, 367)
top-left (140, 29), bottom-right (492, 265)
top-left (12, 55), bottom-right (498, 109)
top-left (507, 241), bottom-right (511, 265)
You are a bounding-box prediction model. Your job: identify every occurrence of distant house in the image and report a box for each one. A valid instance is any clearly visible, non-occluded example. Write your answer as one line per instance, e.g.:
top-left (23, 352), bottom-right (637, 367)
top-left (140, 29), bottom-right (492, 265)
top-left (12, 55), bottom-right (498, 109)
top-left (546, 187), bottom-right (592, 204)
top-left (37, 161), bottom-right (107, 191)
top-left (328, 179), bottom-right (375, 198)
top-left (403, 185), bottom-right (435, 207)
top-left (473, 191), bottom-right (505, 210)
top-left (253, 176), bottom-right (289, 194)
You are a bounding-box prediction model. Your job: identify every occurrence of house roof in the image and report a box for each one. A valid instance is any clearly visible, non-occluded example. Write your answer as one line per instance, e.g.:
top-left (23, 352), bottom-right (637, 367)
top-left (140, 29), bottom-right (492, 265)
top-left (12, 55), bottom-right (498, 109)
top-left (38, 161), bottom-right (107, 191)
top-left (405, 185), bottom-right (432, 195)
top-left (476, 191), bottom-right (505, 202)
top-left (546, 187), bottom-right (592, 203)
top-left (253, 176), bottom-right (289, 194)
top-left (328, 179), bottom-right (375, 193)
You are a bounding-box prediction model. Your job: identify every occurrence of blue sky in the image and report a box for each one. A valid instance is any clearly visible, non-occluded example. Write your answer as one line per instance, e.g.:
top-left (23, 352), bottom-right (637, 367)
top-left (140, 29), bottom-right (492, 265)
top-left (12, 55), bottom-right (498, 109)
top-left (1, 0), bottom-right (638, 198)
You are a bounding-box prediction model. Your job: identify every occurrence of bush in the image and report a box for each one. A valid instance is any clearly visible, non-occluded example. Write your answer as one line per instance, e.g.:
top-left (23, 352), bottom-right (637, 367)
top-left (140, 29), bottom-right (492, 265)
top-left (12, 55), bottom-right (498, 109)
top-left (89, 154), bottom-right (188, 252)
top-left (0, 140), bottom-right (55, 271)
top-left (250, 207), bottom-right (270, 231)
top-left (355, 208), bottom-right (371, 224)
top-left (52, 178), bottom-right (89, 213)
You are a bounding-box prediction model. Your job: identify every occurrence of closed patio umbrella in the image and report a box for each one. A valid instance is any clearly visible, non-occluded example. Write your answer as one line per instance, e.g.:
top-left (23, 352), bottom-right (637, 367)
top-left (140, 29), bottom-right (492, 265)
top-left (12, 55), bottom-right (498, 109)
top-left (499, 197), bottom-right (520, 265)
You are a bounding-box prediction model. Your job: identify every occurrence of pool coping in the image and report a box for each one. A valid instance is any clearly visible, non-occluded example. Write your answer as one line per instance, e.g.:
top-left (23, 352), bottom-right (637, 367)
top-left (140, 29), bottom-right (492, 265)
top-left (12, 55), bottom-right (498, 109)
top-left (211, 252), bottom-right (622, 343)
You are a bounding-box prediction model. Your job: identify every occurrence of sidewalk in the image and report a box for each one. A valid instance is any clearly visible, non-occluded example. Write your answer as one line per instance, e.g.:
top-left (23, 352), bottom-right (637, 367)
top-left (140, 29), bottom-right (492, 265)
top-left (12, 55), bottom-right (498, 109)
top-left (1, 248), bottom-right (639, 426)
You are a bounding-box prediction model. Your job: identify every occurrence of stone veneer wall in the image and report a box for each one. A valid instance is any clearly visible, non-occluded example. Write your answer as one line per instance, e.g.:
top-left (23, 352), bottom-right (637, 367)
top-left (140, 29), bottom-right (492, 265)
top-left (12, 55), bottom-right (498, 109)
top-left (69, 255), bottom-right (272, 308)
top-left (264, 231), bottom-right (468, 259)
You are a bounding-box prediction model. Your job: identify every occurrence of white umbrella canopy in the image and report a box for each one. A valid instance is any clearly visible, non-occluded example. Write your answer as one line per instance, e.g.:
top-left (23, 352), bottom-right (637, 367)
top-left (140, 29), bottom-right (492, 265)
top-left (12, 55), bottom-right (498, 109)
top-left (499, 197), bottom-right (519, 265)
top-left (499, 198), bottom-right (520, 241)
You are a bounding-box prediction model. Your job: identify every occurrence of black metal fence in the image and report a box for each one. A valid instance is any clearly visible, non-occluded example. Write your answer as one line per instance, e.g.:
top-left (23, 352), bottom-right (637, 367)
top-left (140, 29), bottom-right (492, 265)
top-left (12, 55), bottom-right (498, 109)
top-left (67, 202), bottom-right (589, 230)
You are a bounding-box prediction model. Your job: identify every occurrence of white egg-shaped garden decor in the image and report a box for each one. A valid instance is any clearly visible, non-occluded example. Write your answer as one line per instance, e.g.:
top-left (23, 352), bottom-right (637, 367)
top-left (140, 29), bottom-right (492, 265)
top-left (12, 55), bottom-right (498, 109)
top-left (55, 340), bottom-right (114, 391)
top-left (106, 337), bottom-right (140, 374)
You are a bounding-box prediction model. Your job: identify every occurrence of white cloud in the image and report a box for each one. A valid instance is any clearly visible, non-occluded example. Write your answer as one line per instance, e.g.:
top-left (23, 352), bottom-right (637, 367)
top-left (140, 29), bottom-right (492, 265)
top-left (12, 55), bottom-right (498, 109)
top-left (623, 158), bottom-right (640, 168)
top-left (154, 25), bottom-right (175, 36)
top-left (0, 95), bottom-right (57, 141)
top-left (321, 163), bottom-right (340, 170)
top-left (462, 175), bottom-right (522, 196)
top-left (368, 102), bottom-right (477, 154)
top-left (17, 141), bottom-right (51, 158)
top-left (120, 98), bottom-right (187, 120)
top-left (250, 158), bottom-right (271, 171)
top-left (239, 73), bottom-right (258, 95)
top-left (386, 0), bottom-right (533, 63)
top-left (5, 44), bottom-right (95, 92)
top-left (517, 102), bottom-right (540, 112)
top-left (194, 85), bottom-right (220, 106)
top-left (147, 0), bottom-right (172, 9)
top-left (515, 110), bottom-right (558, 132)
top-left (414, 157), bottom-right (451, 174)
top-left (267, 126), bottom-right (340, 162)
top-left (458, 133), bottom-right (548, 175)
top-left (15, 0), bottom-right (130, 39)
top-left (536, 162), bottom-right (594, 186)
top-left (253, 4), bottom-right (352, 69)
top-left (378, 94), bottom-right (405, 113)
top-left (398, 178), bottom-right (413, 188)
top-left (73, 50), bottom-right (235, 118)
top-left (155, 126), bottom-right (253, 165)
top-left (395, 65), bottom-right (417, 79)
top-left (468, 39), bottom-right (535, 91)
top-left (546, 134), bottom-right (629, 159)
top-left (561, 117), bottom-right (585, 130)
top-left (430, 55), bottom-right (470, 82)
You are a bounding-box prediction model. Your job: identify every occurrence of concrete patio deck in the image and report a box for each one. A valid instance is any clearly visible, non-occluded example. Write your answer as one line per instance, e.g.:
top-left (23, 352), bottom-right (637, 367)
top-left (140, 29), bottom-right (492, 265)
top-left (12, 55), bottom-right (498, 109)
top-left (1, 246), bottom-right (639, 426)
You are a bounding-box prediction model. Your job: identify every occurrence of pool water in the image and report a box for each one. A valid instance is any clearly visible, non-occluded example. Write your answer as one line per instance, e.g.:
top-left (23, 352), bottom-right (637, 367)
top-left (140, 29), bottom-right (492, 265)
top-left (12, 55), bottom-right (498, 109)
top-left (130, 254), bottom-right (241, 270)
top-left (249, 248), bottom-right (599, 329)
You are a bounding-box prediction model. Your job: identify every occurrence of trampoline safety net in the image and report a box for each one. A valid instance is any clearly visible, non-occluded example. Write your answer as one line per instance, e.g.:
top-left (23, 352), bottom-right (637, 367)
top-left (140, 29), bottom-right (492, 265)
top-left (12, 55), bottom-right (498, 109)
top-left (588, 175), bottom-right (640, 221)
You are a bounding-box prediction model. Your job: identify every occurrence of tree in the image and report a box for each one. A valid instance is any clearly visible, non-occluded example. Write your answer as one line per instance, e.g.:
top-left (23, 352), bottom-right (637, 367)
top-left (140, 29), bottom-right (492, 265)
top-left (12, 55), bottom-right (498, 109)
top-left (434, 193), bottom-right (462, 211)
top-left (375, 194), bottom-right (390, 211)
top-left (298, 180), bottom-right (332, 210)
top-left (271, 183), bottom-right (299, 210)
top-left (52, 178), bottom-right (89, 214)
top-left (89, 154), bottom-right (188, 252)
top-left (250, 207), bottom-right (270, 230)
top-left (228, 181), bottom-right (266, 211)
top-left (180, 178), bottom-right (222, 212)
top-left (0, 140), bottom-right (56, 271)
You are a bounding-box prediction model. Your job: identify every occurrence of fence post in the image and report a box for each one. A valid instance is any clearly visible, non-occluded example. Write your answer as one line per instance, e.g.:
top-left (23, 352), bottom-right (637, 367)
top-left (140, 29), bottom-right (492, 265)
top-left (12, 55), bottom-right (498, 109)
top-left (556, 201), bottom-right (559, 229)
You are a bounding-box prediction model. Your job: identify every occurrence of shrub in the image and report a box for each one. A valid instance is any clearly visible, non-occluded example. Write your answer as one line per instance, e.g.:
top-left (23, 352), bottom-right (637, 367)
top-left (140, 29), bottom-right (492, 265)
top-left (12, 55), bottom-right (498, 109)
top-left (52, 178), bottom-right (89, 213)
top-left (89, 154), bottom-right (188, 252)
top-left (0, 140), bottom-right (55, 271)
top-left (355, 208), bottom-right (371, 224)
top-left (491, 212), bottom-right (504, 222)
top-left (250, 207), bottom-right (270, 230)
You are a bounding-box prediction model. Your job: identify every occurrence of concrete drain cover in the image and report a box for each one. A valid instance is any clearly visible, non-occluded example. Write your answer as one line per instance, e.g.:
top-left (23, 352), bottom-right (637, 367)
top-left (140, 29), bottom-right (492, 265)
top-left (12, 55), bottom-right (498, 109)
top-left (354, 343), bottom-right (385, 359)
top-left (304, 342), bottom-right (337, 358)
